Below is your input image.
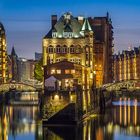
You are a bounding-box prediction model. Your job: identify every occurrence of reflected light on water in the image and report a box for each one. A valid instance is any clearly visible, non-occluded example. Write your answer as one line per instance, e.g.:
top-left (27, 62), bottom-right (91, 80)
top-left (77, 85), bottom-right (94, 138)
top-left (88, 121), bottom-right (91, 140)
top-left (124, 98), bottom-right (127, 126)
top-left (134, 99), bottom-right (137, 126)
top-left (119, 98), bottom-right (122, 125)
top-left (107, 122), bottom-right (113, 134)
top-left (3, 113), bottom-right (8, 140)
top-left (42, 98), bottom-right (140, 140)
top-left (128, 98), bottom-right (130, 125)
top-left (0, 105), bottom-right (39, 140)
top-left (96, 128), bottom-right (103, 140)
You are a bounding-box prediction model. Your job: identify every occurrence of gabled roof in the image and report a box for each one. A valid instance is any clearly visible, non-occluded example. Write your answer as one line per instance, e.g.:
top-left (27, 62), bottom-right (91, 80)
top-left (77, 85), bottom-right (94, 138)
top-left (44, 12), bottom-right (83, 39)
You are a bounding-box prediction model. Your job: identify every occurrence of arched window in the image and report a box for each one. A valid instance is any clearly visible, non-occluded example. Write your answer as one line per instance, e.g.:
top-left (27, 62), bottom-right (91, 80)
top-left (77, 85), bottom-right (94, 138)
top-left (48, 45), bottom-right (53, 53)
top-left (62, 45), bottom-right (67, 53)
top-left (70, 45), bottom-right (75, 53)
top-left (56, 45), bottom-right (61, 53)
top-left (75, 45), bottom-right (81, 53)
top-left (85, 45), bottom-right (90, 53)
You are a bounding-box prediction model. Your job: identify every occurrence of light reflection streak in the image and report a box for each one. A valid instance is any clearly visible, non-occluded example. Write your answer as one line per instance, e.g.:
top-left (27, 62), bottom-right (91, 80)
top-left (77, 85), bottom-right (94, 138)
top-left (128, 98), bottom-right (130, 125)
top-left (119, 98), bottom-right (122, 125)
top-left (134, 99), bottom-right (137, 126)
top-left (124, 98), bottom-right (127, 126)
top-left (88, 121), bottom-right (91, 140)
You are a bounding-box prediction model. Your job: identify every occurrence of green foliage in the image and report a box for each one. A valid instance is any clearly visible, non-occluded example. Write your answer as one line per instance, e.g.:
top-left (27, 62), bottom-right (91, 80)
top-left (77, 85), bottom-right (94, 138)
top-left (34, 59), bottom-right (43, 82)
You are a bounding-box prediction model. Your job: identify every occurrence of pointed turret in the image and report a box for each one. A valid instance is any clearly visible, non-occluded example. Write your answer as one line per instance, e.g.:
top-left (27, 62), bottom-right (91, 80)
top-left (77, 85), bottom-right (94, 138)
top-left (0, 22), bottom-right (5, 31)
top-left (81, 18), bottom-right (92, 31)
top-left (107, 12), bottom-right (109, 20)
top-left (11, 46), bottom-right (16, 56)
top-left (80, 18), bottom-right (93, 37)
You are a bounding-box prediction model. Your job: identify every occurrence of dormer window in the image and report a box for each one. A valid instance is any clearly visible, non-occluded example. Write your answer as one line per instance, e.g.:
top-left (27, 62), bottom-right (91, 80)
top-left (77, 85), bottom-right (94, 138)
top-left (52, 32), bottom-right (57, 38)
top-left (63, 23), bottom-right (73, 38)
top-left (63, 32), bottom-right (73, 38)
top-left (69, 33), bottom-right (72, 38)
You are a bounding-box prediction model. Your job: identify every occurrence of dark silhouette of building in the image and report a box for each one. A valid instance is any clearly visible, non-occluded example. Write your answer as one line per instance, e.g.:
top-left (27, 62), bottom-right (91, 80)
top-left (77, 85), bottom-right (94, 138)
top-left (11, 47), bottom-right (18, 81)
top-left (35, 52), bottom-right (42, 61)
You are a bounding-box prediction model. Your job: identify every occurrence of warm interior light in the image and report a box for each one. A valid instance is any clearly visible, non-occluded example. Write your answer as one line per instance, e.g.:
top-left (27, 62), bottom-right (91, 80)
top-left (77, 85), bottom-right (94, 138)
top-left (93, 71), bottom-right (96, 74)
top-left (51, 69), bottom-right (55, 74)
top-left (54, 94), bottom-right (59, 100)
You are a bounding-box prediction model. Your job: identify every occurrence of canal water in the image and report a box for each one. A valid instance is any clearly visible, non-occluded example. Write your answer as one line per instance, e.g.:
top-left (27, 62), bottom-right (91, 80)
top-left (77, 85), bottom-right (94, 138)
top-left (0, 99), bottom-right (140, 140)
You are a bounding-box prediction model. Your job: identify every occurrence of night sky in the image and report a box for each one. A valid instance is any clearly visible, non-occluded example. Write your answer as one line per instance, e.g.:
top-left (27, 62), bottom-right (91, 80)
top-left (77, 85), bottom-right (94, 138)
top-left (0, 0), bottom-right (140, 59)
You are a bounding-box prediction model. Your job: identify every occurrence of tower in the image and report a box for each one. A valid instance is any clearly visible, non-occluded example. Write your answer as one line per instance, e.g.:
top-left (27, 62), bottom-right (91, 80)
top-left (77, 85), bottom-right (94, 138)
top-left (11, 46), bottom-right (18, 81)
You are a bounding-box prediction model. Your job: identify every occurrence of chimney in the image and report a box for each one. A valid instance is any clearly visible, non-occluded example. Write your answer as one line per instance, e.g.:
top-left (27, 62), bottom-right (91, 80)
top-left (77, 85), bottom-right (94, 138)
top-left (51, 15), bottom-right (57, 28)
top-left (78, 16), bottom-right (84, 25)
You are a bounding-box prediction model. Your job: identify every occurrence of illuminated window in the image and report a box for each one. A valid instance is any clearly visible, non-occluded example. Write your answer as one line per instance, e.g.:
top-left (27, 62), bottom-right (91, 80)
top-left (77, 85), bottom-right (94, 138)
top-left (52, 32), bottom-right (57, 38)
top-left (69, 33), bottom-right (73, 38)
top-left (56, 58), bottom-right (61, 62)
top-left (86, 46), bottom-right (89, 52)
top-left (62, 45), bottom-right (67, 53)
top-left (54, 94), bottom-right (59, 100)
top-left (48, 45), bottom-right (53, 53)
top-left (50, 59), bottom-right (53, 64)
top-left (51, 69), bottom-right (55, 74)
top-left (63, 32), bottom-right (73, 38)
top-left (63, 32), bottom-right (68, 38)
top-left (58, 81), bottom-right (61, 86)
top-left (70, 45), bottom-right (75, 53)
top-left (71, 70), bottom-right (75, 74)
top-left (76, 58), bottom-right (81, 64)
top-left (65, 70), bottom-right (70, 74)
top-left (57, 70), bottom-right (61, 74)
top-left (70, 58), bottom-right (75, 63)
top-left (56, 45), bottom-right (61, 53)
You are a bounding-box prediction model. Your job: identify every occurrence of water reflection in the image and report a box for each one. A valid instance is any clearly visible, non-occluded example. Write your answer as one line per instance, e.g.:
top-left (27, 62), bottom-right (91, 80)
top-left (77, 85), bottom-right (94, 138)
top-left (43, 99), bottom-right (140, 140)
top-left (0, 99), bottom-right (140, 140)
top-left (0, 105), bottom-right (42, 140)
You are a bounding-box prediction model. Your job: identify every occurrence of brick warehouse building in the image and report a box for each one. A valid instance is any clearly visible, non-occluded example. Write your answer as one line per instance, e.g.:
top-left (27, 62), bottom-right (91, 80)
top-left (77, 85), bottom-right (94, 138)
top-left (113, 47), bottom-right (140, 82)
top-left (43, 12), bottom-right (113, 87)
top-left (42, 12), bottom-right (113, 112)
top-left (89, 12), bottom-right (113, 85)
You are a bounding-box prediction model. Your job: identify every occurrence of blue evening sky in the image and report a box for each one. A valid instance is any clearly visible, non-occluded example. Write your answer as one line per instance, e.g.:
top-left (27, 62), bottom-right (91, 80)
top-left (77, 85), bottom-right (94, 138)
top-left (0, 0), bottom-right (140, 58)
